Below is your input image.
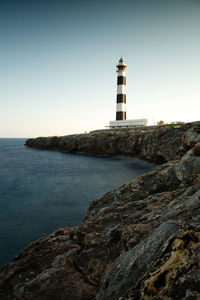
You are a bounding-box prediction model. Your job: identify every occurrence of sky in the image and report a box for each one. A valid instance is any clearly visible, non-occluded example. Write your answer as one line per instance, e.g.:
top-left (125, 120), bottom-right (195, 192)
top-left (0, 0), bottom-right (199, 137)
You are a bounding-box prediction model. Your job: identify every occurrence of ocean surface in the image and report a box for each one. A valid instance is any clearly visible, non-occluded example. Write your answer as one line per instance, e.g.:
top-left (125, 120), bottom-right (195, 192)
top-left (0, 138), bottom-right (156, 263)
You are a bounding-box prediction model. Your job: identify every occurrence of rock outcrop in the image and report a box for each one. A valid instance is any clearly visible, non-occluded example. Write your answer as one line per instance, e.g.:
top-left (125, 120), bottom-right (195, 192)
top-left (0, 122), bottom-right (200, 300)
top-left (25, 123), bottom-right (197, 163)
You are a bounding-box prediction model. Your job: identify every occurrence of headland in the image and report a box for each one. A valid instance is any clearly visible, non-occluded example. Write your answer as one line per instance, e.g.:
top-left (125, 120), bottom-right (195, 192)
top-left (0, 121), bottom-right (200, 299)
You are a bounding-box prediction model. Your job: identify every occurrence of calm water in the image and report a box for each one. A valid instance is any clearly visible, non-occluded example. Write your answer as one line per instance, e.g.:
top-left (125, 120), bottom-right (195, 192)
top-left (0, 138), bottom-right (156, 263)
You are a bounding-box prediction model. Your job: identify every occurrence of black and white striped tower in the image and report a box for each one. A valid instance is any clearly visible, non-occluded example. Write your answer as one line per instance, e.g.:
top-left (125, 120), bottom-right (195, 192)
top-left (116, 57), bottom-right (127, 120)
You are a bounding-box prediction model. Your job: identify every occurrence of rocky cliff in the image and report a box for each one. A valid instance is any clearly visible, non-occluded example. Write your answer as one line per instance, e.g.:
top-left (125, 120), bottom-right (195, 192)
top-left (0, 122), bottom-right (200, 300)
top-left (25, 124), bottom-right (191, 163)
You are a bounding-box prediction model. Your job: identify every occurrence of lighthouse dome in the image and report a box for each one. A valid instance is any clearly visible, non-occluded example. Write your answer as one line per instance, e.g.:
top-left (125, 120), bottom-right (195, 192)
top-left (117, 57), bottom-right (127, 68)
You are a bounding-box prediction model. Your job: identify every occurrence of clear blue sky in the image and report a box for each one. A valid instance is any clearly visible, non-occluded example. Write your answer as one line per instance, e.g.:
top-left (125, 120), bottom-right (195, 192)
top-left (0, 0), bottom-right (199, 137)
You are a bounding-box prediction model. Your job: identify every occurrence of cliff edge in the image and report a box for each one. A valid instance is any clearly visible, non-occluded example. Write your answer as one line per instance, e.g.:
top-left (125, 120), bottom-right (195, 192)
top-left (0, 122), bottom-right (200, 299)
top-left (25, 123), bottom-right (194, 163)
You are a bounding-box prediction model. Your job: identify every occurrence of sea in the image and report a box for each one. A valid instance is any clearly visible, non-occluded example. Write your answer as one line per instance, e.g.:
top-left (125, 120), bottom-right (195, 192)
top-left (0, 138), bottom-right (156, 263)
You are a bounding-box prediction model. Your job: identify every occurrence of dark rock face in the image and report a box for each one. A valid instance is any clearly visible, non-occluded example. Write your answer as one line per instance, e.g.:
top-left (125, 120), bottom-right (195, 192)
top-left (0, 122), bottom-right (200, 299)
top-left (25, 123), bottom-right (199, 163)
top-left (97, 220), bottom-right (181, 300)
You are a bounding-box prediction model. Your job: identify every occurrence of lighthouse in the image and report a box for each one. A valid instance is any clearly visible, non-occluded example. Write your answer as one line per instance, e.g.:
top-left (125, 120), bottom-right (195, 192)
top-left (116, 57), bottom-right (127, 120)
top-left (109, 58), bottom-right (147, 128)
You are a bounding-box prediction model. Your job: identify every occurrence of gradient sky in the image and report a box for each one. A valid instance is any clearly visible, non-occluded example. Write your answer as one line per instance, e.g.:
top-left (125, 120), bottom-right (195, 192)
top-left (0, 0), bottom-right (199, 137)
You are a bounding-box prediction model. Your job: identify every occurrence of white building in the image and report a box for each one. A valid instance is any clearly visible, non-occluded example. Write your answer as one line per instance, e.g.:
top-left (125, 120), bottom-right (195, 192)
top-left (110, 119), bottom-right (147, 128)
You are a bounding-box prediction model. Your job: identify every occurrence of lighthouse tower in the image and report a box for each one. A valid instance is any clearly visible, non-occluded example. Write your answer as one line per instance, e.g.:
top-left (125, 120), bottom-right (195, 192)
top-left (116, 57), bottom-right (127, 120)
top-left (109, 58), bottom-right (147, 128)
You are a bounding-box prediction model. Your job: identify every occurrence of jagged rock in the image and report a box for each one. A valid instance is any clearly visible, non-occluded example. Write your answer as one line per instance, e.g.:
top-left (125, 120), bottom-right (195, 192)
top-left (0, 121), bottom-right (199, 299)
top-left (182, 125), bottom-right (200, 150)
top-left (96, 220), bottom-right (181, 300)
top-left (26, 123), bottom-right (200, 163)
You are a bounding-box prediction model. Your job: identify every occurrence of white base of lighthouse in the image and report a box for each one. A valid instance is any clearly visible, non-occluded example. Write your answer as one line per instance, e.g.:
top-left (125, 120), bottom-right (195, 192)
top-left (109, 119), bottom-right (147, 128)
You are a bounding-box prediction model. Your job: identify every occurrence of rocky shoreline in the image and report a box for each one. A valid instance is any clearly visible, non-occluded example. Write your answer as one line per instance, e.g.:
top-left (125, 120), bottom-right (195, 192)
top-left (0, 122), bottom-right (200, 299)
top-left (25, 124), bottom-right (189, 163)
